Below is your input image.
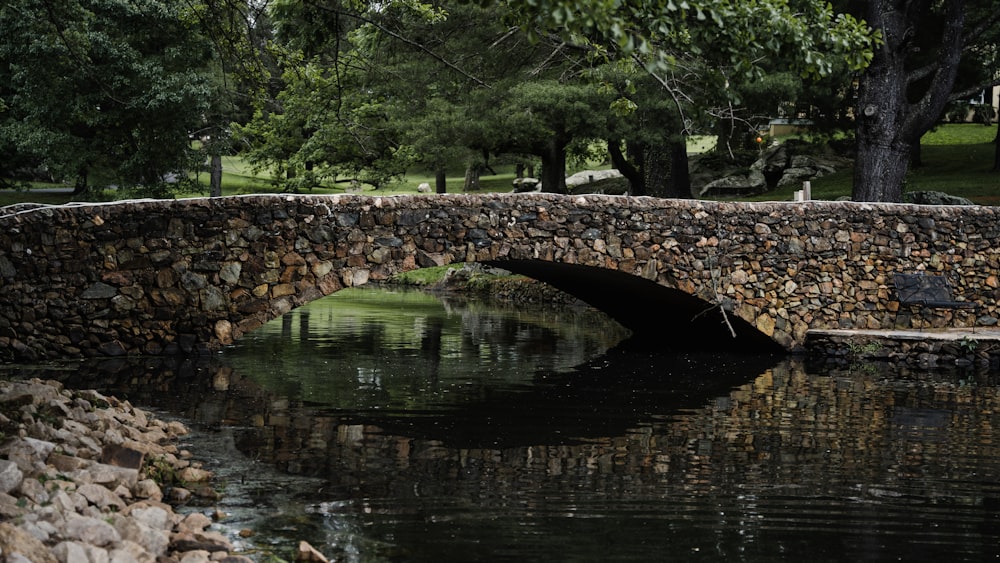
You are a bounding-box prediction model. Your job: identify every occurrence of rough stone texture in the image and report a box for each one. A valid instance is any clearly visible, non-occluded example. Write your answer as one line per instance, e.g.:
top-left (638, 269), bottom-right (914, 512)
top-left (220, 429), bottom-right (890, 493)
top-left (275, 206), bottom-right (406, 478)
top-left (0, 378), bottom-right (272, 561)
top-left (805, 329), bottom-right (1000, 369)
top-left (2, 193), bottom-right (1000, 360)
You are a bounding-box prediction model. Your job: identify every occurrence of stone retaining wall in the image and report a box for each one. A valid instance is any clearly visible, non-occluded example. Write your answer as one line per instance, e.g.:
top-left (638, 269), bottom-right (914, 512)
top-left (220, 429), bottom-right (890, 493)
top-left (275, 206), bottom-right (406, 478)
top-left (805, 329), bottom-right (1000, 370)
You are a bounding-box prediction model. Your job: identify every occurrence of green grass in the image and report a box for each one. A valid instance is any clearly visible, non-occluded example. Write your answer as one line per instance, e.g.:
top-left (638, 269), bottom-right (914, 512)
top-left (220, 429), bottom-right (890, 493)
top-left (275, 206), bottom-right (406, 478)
top-left (3, 124), bottom-right (997, 207)
top-left (745, 123), bottom-right (999, 204)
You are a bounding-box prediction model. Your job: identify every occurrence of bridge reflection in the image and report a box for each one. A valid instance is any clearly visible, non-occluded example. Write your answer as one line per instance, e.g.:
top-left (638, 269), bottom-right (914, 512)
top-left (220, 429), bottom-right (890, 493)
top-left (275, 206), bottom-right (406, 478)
top-left (20, 351), bottom-right (1000, 560)
top-left (35, 353), bottom-right (1000, 506)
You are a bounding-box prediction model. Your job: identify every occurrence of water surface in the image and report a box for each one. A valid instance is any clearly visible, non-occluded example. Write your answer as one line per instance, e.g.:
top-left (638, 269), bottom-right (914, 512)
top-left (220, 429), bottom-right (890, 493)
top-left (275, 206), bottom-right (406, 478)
top-left (12, 286), bottom-right (1000, 562)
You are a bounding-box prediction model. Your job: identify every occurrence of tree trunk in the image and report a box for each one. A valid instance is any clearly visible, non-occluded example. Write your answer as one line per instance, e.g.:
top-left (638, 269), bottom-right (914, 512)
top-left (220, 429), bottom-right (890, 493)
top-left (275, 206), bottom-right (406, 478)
top-left (852, 141), bottom-right (911, 202)
top-left (643, 147), bottom-right (669, 198)
top-left (643, 138), bottom-right (692, 199)
top-left (209, 154), bottom-right (223, 197)
top-left (539, 137), bottom-right (567, 194)
top-left (993, 124), bottom-right (1000, 172)
top-left (462, 165), bottom-right (480, 191)
top-left (852, 0), bottom-right (966, 202)
top-left (608, 139), bottom-right (645, 196)
top-left (72, 169), bottom-right (89, 196)
top-left (435, 168), bottom-right (447, 193)
top-left (665, 138), bottom-right (692, 198)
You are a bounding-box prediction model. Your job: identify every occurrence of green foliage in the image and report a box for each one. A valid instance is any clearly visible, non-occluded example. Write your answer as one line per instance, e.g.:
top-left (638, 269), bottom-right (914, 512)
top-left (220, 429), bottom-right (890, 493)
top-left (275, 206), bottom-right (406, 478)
top-left (958, 336), bottom-right (978, 354)
top-left (234, 55), bottom-right (416, 191)
top-left (505, 0), bottom-right (876, 79)
top-left (0, 0), bottom-right (220, 195)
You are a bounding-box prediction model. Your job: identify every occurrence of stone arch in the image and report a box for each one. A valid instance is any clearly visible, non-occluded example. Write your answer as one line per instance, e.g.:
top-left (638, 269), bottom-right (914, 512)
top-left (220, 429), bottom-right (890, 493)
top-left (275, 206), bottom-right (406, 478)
top-left (482, 260), bottom-right (783, 354)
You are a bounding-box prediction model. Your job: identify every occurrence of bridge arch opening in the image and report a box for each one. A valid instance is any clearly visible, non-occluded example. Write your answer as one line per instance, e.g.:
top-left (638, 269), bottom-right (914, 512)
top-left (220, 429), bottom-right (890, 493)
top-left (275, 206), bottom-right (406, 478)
top-left (481, 260), bottom-right (784, 355)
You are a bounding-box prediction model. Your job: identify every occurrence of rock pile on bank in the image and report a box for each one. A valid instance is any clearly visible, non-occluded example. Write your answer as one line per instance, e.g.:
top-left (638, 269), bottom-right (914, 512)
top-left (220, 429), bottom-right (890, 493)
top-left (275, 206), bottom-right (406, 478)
top-left (0, 378), bottom-right (253, 562)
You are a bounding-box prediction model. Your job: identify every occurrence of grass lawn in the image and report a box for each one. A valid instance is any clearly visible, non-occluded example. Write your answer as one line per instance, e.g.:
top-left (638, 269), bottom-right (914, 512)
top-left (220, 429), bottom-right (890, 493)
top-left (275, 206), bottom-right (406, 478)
top-left (745, 123), bottom-right (1000, 204)
top-left (2, 124), bottom-right (998, 207)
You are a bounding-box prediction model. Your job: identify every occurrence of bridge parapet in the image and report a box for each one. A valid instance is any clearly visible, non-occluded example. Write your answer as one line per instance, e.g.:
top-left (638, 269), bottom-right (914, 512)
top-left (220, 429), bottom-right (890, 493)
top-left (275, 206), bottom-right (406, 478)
top-left (2, 193), bottom-right (998, 361)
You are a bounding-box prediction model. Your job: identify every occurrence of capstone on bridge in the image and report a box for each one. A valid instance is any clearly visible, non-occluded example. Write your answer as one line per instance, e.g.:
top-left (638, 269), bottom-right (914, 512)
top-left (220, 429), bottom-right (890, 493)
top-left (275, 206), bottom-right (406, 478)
top-left (1, 193), bottom-right (998, 362)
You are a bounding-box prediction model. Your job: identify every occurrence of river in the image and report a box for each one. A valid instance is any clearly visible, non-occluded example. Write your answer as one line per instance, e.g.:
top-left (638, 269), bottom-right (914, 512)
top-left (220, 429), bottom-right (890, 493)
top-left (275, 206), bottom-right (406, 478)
top-left (7, 286), bottom-right (1000, 561)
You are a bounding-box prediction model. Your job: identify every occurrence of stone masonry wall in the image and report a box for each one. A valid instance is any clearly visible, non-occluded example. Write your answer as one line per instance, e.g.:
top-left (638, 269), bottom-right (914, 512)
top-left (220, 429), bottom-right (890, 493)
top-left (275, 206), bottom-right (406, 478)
top-left (2, 193), bottom-right (1000, 361)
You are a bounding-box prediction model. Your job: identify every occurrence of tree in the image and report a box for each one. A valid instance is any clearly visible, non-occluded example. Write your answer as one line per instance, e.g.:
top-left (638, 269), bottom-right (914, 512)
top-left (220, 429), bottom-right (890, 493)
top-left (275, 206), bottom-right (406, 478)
top-left (0, 0), bottom-right (219, 196)
top-left (186, 0), bottom-right (280, 197)
top-left (500, 80), bottom-right (612, 193)
top-left (251, 0), bottom-right (600, 193)
top-left (502, 0), bottom-right (874, 197)
top-left (851, 0), bottom-right (1000, 202)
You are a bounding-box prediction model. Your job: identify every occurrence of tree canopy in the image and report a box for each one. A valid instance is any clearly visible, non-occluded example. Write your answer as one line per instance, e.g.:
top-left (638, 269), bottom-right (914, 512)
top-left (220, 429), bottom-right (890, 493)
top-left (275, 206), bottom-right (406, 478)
top-left (10, 0), bottom-right (999, 203)
top-left (0, 0), bottom-right (223, 195)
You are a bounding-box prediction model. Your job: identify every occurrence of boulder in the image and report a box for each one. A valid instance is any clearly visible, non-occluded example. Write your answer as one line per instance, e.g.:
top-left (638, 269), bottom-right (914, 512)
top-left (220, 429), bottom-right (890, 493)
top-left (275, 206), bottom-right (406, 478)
top-left (692, 141), bottom-right (853, 198)
top-left (699, 170), bottom-right (768, 197)
top-left (512, 177), bottom-right (540, 192)
top-left (904, 191), bottom-right (975, 206)
top-left (565, 169), bottom-right (628, 195)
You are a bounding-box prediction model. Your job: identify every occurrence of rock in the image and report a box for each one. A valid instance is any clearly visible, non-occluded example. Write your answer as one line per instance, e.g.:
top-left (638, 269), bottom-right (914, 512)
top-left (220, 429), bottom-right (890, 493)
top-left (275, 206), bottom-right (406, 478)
top-left (178, 550), bottom-right (213, 563)
top-left (298, 540), bottom-right (330, 562)
top-left (111, 513), bottom-right (170, 556)
top-left (63, 513), bottom-right (122, 547)
top-left (904, 190), bottom-right (975, 206)
top-left (565, 169), bottom-right (628, 195)
top-left (169, 487), bottom-right (193, 503)
top-left (169, 530), bottom-right (234, 553)
top-left (76, 483), bottom-right (127, 512)
top-left (0, 459), bottom-right (24, 494)
top-left (0, 522), bottom-right (60, 563)
top-left (177, 466), bottom-right (213, 483)
top-left (133, 479), bottom-right (164, 501)
top-left (50, 541), bottom-right (96, 563)
top-left (699, 172), bottom-right (767, 197)
top-left (416, 182), bottom-right (431, 193)
top-left (692, 141), bottom-right (852, 197)
top-left (101, 444), bottom-right (145, 470)
top-left (512, 177), bottom-right (540, 192)
top-left (177, 512), bottom-right (213, 533)
top-left (0, 378), bottom-right (265, 562)
top-left (87, 462), bottom-right (140, 490)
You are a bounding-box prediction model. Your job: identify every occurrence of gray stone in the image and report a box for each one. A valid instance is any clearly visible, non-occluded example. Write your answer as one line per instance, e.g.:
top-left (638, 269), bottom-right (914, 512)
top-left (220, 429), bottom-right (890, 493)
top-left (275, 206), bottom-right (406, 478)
top-left (63, 513), bottom-right (122, 547)
top-left (80, 282), bottom-right (118, 299)
top-left (111, 515), bottom-right (169, 556)
top-left (0, 255), bottom-right (15, 278)
top-left (51, 541), bottom-right (93, 563)
top-left (219, 261), bottom-right (242, 284)
top-left (76, 483), bottom-right (127, 511)
top-left (512, 177), bottom-right (540, 192)
top-left (0, 522), bottom-right (59, 563)
top-left (904, 190), bottom-right (975, 206)
top-left (0, 459), bottom-right (24, 494)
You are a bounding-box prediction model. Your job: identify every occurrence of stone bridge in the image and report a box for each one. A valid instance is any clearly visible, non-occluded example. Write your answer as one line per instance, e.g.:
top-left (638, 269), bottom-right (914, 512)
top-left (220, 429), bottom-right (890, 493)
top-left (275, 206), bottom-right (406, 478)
top-left (2, 193), bottom-right (999, 362)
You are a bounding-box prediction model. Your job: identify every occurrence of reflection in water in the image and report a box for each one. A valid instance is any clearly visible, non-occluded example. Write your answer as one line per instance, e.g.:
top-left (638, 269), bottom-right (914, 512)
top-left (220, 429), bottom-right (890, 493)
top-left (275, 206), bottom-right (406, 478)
top-left (11, 286), bottom-right (1000, 562)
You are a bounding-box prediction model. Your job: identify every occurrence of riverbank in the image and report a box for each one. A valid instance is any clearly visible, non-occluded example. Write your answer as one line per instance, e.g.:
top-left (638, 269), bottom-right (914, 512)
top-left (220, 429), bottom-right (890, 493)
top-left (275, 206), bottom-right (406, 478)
top-left (0, 377), bottom-right (327, 562)
top-left (388, 262), bottom-right (585, 306)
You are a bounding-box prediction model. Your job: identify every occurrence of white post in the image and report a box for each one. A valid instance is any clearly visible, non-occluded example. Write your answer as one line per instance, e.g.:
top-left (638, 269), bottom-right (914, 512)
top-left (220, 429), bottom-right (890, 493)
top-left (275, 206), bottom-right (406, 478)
top-left (802, 181), bottom-right (811, 201)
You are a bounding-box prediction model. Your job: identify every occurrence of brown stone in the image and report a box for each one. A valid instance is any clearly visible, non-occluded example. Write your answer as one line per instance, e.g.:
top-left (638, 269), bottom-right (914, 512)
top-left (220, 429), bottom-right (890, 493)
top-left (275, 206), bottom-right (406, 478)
top-left (100, 443), bottom-right (146, 470)
top-left (271, 283), bottom-right (296, 298)
top-left (297, 540), bottom-right (330, 562)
